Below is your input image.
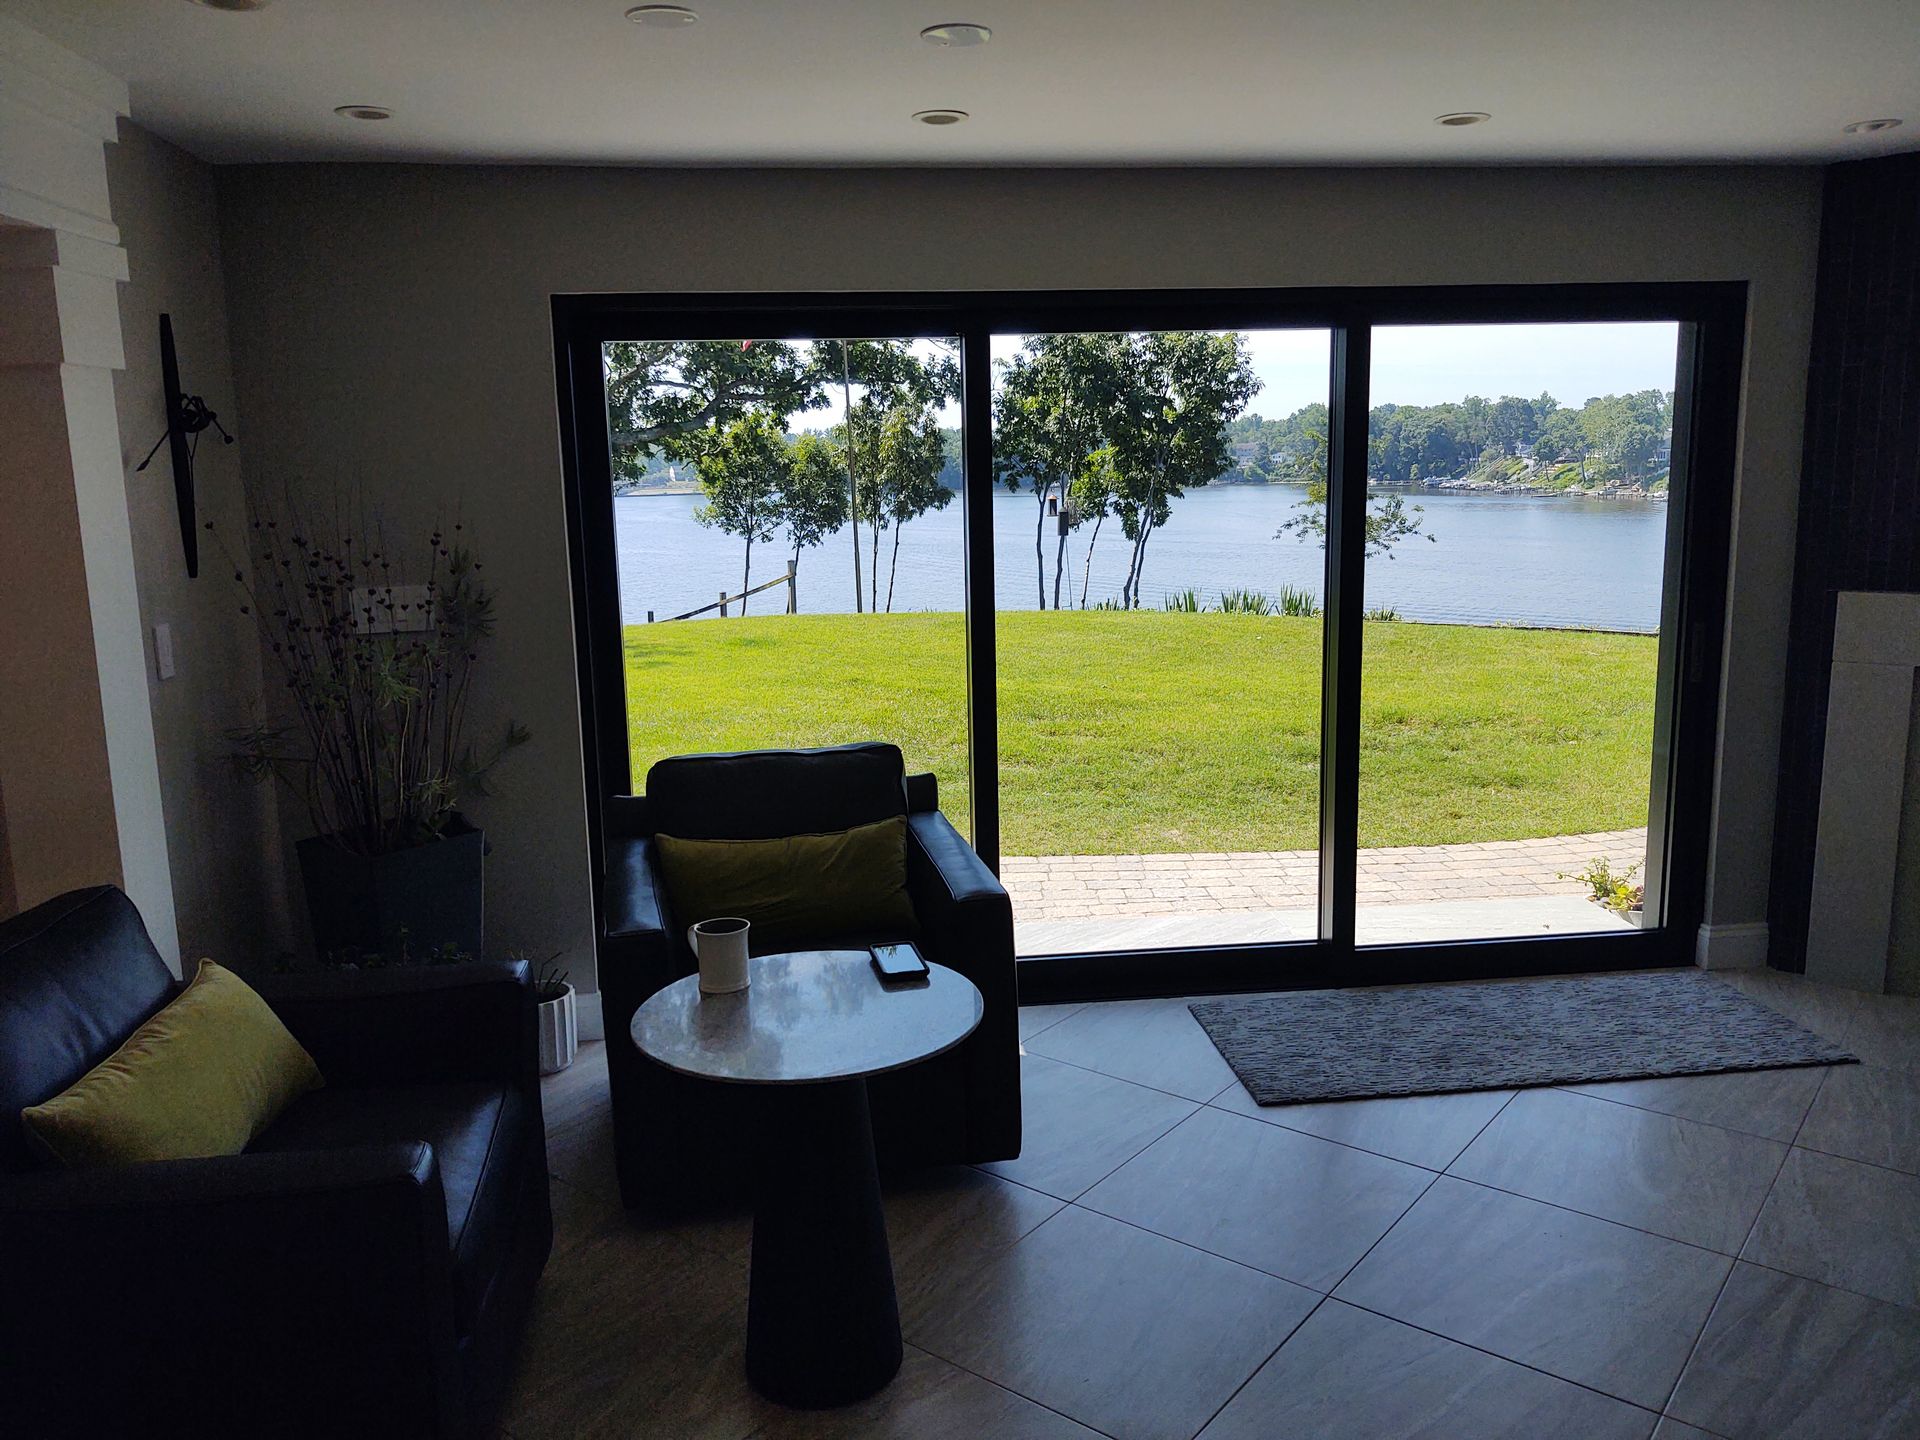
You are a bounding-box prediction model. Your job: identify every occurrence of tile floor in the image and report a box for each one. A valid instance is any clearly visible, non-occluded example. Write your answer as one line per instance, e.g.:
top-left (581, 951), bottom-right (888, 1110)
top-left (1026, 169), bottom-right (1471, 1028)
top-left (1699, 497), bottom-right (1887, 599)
top-left (508, 968), bottom-right (1920, 1439)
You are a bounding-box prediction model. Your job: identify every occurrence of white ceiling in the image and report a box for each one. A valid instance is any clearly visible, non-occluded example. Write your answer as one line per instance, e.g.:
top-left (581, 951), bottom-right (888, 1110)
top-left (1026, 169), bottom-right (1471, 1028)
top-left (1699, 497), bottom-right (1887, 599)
top-left (7, 0), bottom-right (1919, 167)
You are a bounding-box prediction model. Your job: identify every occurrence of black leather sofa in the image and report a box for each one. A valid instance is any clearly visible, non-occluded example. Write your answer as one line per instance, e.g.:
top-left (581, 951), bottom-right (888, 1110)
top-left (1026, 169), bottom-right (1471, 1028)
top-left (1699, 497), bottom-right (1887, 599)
top-left (0, 886), bottom-right (552, 1440)
top-left (598, 742), bottom-right (1021, 1212)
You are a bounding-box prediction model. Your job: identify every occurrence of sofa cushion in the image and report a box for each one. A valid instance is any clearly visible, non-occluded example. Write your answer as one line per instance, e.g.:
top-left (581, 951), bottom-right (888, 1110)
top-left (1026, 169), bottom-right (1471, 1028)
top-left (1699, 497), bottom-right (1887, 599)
top-left (0, 887), bottom-right (176, 1174)
top-left (249, 1081), bottom-right (534, 1334)
top-left (645, 743), bottom-right (906, 841)
top-left (23, 960), bottom-right (322, 1168)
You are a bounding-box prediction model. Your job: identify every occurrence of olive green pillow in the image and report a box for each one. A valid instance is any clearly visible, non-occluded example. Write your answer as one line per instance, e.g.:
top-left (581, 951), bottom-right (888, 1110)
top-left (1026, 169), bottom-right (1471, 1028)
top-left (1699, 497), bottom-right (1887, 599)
top-left (22, 960), bottom-right (323, 1169)
top-left (655, 814), bottom-right (916, 952)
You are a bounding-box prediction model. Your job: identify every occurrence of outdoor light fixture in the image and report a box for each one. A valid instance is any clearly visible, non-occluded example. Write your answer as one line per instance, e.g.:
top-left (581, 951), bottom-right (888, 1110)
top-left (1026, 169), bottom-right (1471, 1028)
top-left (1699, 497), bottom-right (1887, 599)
top-left (625, 4), bottom-right (699, 25)
top-left (921, 23), bottom-right (992, 47)
top-left (334, 105), bottom-right (393, 121)
top-left (912, 109), bottom-right (970, 126)
top-left (1843, 118), bottom-right (1902, 135)
top-left (1434, 112), bottom-right (1492, 127)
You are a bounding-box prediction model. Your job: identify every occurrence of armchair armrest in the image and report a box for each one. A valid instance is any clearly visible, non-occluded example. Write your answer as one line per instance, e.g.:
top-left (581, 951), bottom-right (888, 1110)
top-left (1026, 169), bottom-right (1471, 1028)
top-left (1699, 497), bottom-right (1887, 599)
top-left (906, 810), bottom-right (1014, 980)
top-left (256, 959), bottom-right (537, 1092)
top-left (0, 1146), bottom-right (461, 1436)
top-left (599, 835), bottom-right (678, 1022)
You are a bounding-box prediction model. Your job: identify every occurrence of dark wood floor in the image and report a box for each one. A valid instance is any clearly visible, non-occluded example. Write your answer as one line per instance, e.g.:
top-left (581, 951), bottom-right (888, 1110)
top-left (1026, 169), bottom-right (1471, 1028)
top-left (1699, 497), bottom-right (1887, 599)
top-left (504, 969), bottom-right (1920, 1439)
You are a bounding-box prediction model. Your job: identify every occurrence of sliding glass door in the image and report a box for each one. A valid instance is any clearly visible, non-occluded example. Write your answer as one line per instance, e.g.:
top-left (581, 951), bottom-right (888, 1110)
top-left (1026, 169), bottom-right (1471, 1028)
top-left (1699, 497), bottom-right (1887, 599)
top-left (556, 287), bottom-right (1740, 1001)
top-left (1352, 322), bottom-right (1683, 945)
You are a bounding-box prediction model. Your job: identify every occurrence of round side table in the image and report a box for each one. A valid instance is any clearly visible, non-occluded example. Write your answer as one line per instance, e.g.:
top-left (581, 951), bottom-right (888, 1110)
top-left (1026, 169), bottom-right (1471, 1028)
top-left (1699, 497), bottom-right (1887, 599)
top-left (631, 950), bottom-right (983, 1408)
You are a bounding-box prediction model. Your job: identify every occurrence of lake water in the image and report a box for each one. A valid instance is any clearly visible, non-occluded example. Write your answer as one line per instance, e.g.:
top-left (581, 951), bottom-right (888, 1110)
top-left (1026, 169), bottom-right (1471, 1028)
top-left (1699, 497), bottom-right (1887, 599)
top-left (615, 484), bottom-right (1669, 632)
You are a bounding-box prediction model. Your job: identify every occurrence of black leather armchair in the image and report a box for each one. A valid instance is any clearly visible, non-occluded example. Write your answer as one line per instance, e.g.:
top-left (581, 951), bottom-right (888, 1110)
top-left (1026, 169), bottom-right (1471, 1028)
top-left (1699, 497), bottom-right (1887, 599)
top-left (598, 742), bottom-right (1021, 1212)
top-left (0, 887), bottom-right (552, 1440)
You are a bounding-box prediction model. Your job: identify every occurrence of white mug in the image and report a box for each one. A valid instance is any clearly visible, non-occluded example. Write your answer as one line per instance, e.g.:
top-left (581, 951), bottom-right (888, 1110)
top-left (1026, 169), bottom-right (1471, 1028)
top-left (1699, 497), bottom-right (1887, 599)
top-left (689, 916), bottom-right (751, 995)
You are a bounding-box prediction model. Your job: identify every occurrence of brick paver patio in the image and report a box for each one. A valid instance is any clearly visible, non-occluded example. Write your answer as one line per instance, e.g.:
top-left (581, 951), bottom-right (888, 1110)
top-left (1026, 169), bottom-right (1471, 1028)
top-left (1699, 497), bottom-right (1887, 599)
top-left (1001, 828), bottom-right (1647, 925)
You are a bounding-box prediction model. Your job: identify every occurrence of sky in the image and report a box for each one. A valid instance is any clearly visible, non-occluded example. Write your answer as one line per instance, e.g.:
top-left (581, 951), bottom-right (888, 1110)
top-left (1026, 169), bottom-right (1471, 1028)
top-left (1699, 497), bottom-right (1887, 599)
top-left (796, 321), bottom-right (1681, 431)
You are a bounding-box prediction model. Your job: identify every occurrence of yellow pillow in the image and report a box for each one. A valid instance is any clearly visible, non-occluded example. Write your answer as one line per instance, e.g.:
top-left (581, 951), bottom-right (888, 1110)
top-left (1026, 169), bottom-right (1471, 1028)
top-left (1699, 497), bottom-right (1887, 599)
top-left (22, 960), bottom-right (322, 1168)
top-left (655, 814), bottom-right (916, 953)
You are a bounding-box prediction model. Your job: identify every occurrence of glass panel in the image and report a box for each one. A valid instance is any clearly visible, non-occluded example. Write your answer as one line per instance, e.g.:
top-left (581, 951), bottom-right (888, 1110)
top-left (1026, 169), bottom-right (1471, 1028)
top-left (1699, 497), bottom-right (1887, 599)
top-left (604, 337), bottom-right (970, 828)
top-left (991, 329), bottom-right (1331, 958)
top-left (1352, 322), bottom-right (1680, 944)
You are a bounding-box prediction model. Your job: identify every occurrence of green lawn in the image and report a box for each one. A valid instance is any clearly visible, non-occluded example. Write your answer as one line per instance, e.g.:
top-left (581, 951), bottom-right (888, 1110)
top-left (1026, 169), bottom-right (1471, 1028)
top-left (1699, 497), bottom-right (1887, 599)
top-left (624, 611), bottom-right (1656, 855)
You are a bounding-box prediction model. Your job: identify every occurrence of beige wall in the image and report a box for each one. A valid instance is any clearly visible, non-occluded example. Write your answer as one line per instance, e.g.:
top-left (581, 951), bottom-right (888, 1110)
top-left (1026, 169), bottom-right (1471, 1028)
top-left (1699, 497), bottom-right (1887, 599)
top-left (106, 121), bottom-right (288, 970)
top-left (213, 163), bottom-right (1824, 990)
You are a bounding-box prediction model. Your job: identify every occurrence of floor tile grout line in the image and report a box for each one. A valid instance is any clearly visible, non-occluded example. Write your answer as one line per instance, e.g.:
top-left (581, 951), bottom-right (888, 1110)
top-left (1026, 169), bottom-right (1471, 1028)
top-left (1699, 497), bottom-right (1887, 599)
top-left (1020, 1040), bottom-right (1234, 1107)
top-left (1197, 1096), bottom-right (1475, 1174)
top-left (1328, 1293), bottom-right (1668, 1421)
top-left (1652, 1059), bottom-right (1832, 1422)
top-left (1016, 1003), bottom-right (1088, 1048)
top-left (894, 1338), bottom-right (1124, 1440)
top-left (1431, 1170), bottom-right (1760, 1262)
top-left (1188, 1292), bottom-right (1334, 1439)
top-left (1785, 1137), bottom-right (1920, 1182)
top-left (1550, 1067), bottom-right (1833, 1145)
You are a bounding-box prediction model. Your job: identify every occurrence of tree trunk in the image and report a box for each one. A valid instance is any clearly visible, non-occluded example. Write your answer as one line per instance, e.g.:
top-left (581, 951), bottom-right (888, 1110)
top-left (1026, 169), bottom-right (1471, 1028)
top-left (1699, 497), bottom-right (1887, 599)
top-left (1033, 485), bottom-right (1048, 609)
top-left (886, 524), bottom-right (904, 613)
top-left (1080, 512), bottom-right (1105, 608)
top-left (741, 534), bottom-right (753, 616)
top-left (1131, 519), bottom-right (1156, 606)
top-left (870, 519), bottom-right (882, 614)
top-left (1052, 511), bottom-right (1069, 610)
top-left (842, 342), bottom-right (863, 615)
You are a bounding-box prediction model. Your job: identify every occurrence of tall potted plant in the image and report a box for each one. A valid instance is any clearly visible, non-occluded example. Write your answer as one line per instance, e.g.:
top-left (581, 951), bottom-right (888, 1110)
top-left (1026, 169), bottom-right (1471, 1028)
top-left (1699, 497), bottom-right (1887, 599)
top-left (221, 508), bottom-right (527, 964)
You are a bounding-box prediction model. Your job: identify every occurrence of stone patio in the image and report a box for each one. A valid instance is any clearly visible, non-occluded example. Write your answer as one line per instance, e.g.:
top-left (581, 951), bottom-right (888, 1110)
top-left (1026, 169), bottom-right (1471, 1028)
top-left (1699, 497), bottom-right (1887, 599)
top-left (1003, 828), bottom-right (1647, 954)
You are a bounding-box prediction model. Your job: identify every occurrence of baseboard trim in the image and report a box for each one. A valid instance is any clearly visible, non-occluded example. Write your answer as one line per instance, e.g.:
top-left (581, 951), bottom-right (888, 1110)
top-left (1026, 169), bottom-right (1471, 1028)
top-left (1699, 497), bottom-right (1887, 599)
top-left (1695, 921), bottom-right (1770, 971)
top-left (575, 988), bottom-right (605, 1042)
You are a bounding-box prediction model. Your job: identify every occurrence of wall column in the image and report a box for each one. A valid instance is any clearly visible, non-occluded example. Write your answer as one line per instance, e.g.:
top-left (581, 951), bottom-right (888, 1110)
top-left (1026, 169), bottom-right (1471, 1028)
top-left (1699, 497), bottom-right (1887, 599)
top-left (0, 18), bottom-right (178, 969)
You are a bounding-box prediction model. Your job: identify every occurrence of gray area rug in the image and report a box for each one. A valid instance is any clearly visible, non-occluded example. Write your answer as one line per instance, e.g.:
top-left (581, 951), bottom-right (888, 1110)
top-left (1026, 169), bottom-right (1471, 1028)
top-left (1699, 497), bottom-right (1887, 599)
top-left (1189, 971), bottom-right (1856, 1106)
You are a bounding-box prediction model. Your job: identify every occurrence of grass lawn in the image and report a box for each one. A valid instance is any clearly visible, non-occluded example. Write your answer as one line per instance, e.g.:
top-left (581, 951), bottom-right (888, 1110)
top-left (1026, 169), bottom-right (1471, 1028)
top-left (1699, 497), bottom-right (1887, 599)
top-left (623, 611), bottom-right (1656, 856)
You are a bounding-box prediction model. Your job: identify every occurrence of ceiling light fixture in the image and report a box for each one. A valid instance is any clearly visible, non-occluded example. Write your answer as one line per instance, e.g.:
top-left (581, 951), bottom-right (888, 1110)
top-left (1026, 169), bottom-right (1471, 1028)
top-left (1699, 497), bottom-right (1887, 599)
top-left (625, 4), bottom-right (698, 26)
top-left (921, 23), bottom-right (991, 47)
top-left (189, 0), bottom-right (272, 10)
top-left (1434, 111), bottom-right (1491, 127)
top-left (1843, 118), bottom-right (1902, 135)
top-left (334, 104), bottom-right (393, 121)
top-left (913, 109), bottom-right (970, 126)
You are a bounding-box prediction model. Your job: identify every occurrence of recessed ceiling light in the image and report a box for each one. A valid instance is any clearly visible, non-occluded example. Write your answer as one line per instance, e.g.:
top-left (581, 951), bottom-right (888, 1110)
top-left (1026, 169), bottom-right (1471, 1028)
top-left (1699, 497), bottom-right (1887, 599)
top-left (1843, 118), bottom-right (1902, 135)
top-left (334, 105), bottom-right (393, 121)
top-left (913, 109), bottom-right (970, 126)
top-left (921, 22), bottom-right (991, 47)
top-left (625, 4), bottom-right (698, 25)
top-left (1435, 111), bottom-right (1492, 127)
top-left (189, 0), bottom-right (271, 10)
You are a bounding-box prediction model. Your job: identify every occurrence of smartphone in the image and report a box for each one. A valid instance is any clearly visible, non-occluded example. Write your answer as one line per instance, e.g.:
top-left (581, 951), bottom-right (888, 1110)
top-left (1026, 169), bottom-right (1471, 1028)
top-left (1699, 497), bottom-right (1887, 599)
top-left (870, 942), bottom-right (930, 982)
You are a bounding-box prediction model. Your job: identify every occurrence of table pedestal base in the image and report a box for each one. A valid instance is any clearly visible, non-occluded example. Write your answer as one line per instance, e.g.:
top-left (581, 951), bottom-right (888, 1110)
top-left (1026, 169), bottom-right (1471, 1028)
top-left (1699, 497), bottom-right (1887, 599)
top-left (746, 1077), bottom-right (902, 1408)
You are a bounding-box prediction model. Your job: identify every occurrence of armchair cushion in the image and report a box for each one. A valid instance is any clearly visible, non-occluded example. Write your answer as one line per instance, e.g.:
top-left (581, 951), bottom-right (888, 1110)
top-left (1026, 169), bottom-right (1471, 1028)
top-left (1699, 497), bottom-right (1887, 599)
top-left (654, 815), bottom-right (917, 952)
top-left (23, 960), bottom-right (321, 1168)
top-left (250, 1081), bottom-right (536, 1335)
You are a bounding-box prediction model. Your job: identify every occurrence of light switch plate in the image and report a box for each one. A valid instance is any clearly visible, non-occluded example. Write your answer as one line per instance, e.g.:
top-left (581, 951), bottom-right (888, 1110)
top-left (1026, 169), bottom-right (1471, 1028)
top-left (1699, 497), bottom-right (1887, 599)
top-left (153, 622), bottom-right (175, 680)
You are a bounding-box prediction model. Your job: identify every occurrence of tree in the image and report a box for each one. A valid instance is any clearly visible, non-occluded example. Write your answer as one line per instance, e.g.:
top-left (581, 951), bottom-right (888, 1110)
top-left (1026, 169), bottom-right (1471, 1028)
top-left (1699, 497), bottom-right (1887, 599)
top-left (994, 333), bottom-right (1121, 608)
top-left (1275, 415), bottom-right (1434, 559)
top-left (815, 338), bottom-right (962, 613)
top-left (688, 412), bottom-right (790, 614)
top-left (1103, 331), bottom-right (1260, 607)
top-left (849, 398), bottom-right (951, 612)
top-left (782, 432), bottom-right (849, 589)
top-left (603, 340), bottom-right (823, 482)
top-left (1070, 446), bottom-right (1121, 608)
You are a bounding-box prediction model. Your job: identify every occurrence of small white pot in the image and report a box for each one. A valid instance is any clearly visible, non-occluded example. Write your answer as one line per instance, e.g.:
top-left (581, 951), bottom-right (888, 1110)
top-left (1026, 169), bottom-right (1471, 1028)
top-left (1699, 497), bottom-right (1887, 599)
top-left (538, 983), bottom-right (578, 1075)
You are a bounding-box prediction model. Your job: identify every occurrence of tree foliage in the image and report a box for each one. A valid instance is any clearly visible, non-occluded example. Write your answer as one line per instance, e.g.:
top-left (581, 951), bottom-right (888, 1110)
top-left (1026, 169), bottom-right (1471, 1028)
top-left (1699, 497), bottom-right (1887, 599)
top-left (688, 412), bottom-right (792, 615)
top-left (604, 340), bottom-right (824, 482)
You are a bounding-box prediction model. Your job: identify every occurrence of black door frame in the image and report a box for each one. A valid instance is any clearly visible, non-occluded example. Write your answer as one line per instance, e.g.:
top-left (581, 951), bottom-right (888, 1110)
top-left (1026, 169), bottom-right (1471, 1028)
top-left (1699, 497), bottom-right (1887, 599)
top-left (553, 282), bottom-right (1746, 1005)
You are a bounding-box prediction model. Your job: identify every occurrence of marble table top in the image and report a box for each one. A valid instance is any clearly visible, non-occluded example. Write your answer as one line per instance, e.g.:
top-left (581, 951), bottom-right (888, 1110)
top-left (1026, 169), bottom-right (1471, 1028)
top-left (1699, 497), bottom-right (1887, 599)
top-left (630, 950), bottom-right (984, 1085)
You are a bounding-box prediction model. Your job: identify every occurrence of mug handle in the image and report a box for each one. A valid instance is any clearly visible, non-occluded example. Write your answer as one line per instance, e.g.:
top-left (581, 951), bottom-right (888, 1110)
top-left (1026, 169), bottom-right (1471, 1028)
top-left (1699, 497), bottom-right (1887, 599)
top-left (686, 924), bottom-right (698, 952)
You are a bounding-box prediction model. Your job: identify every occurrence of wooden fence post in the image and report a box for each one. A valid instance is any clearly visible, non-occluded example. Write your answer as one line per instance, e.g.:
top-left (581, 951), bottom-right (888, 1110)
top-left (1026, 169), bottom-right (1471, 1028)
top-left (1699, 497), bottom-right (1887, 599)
top-left (719, 591), bottom-right (728, 619)
top-left (786, 559), bottom-right (797, 614)
top-left (646, 609), bottom-right (654, 624)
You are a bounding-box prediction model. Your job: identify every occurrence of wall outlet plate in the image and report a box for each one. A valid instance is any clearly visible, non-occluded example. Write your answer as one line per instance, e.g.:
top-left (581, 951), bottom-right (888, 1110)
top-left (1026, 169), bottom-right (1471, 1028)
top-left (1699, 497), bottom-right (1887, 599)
top-left (351, 583), bottom-right (434, 634)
